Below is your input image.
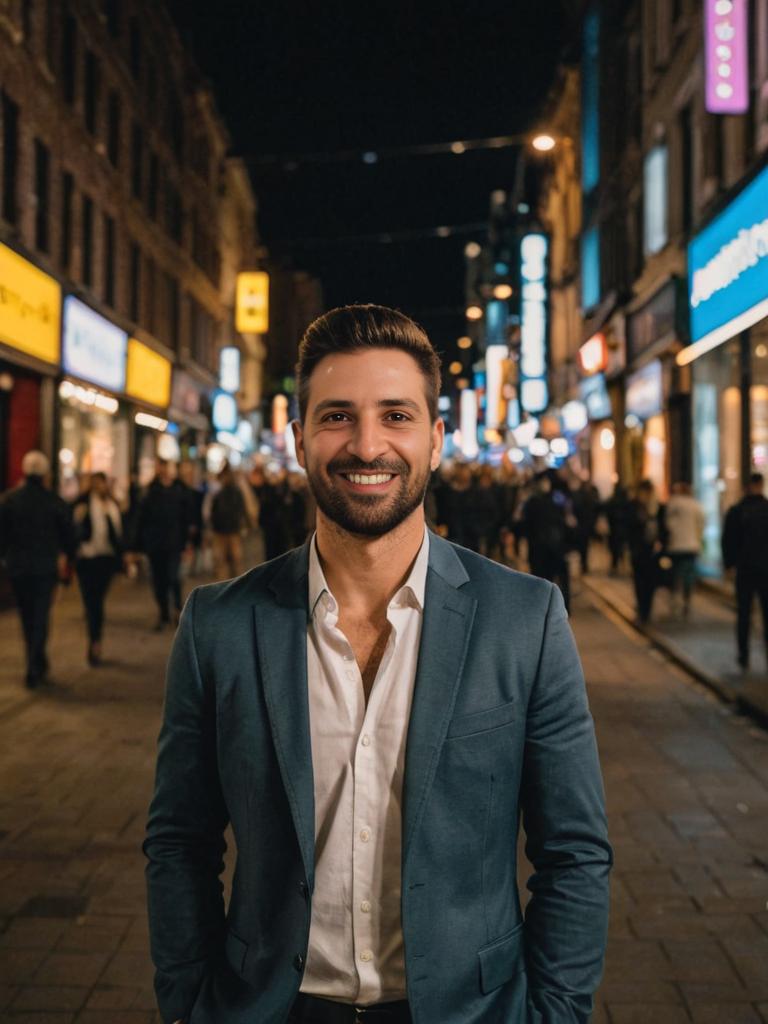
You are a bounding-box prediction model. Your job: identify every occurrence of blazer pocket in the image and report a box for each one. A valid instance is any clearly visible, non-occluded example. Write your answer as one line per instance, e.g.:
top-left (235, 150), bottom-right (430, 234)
top-left (446, 699), bottom-right (516, 740)
top-left (224, 928), bottom-right (248, 976)
top-left (477, 921), bottom-right (525, 994)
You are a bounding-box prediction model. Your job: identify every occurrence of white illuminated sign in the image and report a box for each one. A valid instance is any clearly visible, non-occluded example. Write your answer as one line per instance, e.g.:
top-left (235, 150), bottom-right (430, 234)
top-left (459, 389), bottom-right (479, 459)
top-left (484, 345), bottom-right (507, 429)
top-left (519, 233), bottom-right (549, 412)
top-left (219, 346), bottom-right (241, 393)
top-left (62, 296), bottom-right (127, 392)
top-left (212, 390), bottom-right (238, 432)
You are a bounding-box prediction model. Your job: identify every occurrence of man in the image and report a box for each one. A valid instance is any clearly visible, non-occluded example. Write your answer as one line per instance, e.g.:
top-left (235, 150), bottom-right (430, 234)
top-left (521, 472), bottom-right (572, 613)
top-left (209, 462), bottom-right (248, 581)
top-left (665, 482), bottom-right (704, 619)
top-left (131, 459), bottom-right (191, 630)
top-left (0, 450), bottom-right (75, 687)
top-left (722, 472), bottom-right (768, 670)
top-left (145, 305), bottom-right (612, 1024)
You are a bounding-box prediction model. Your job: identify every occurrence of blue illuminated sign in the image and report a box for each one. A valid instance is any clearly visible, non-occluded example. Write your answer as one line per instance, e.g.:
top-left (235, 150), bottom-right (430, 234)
top-left (212, 390), bottom-right (238, 432)
top-left (688, 163), bottom-right (768, 355)
top-left (579, 372), bottom-right (611, 421)
top-left (62, 296), bottom-right (127, 392)
top-left (519, 233), bottom-right (549, 413)
top-left (581, 5), bottom-right (600, 194)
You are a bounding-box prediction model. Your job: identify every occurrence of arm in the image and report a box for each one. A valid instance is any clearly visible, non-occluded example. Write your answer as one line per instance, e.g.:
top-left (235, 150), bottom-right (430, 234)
top-left (721, 505), bottom-right (738, 569)
top-left (143, 589), bottom-right (229, 1024)
top-left (520, 584), bottom-right (612, 1023)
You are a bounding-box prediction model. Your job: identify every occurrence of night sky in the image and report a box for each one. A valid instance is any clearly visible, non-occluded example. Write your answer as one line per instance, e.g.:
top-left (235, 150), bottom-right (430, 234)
top-left (167, 1), bottom-right (574, 359)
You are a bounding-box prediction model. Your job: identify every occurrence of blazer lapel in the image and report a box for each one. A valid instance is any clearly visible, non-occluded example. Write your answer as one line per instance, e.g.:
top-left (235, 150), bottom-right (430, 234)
top-left (253, 542), bottom-right (316, 887)
top-left (402, 534), bottom-right (477, 866)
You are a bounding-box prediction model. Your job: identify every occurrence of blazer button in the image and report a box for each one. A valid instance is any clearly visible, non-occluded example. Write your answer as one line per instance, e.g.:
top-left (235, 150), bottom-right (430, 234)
top-left (293, 953), bottom-right (305, 972)
top-left (298, 880), bottom-right (308, 897)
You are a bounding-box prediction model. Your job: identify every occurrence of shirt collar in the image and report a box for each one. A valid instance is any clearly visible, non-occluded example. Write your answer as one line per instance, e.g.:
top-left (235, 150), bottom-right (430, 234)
top-left (308, 527), bottom-right (430, 618)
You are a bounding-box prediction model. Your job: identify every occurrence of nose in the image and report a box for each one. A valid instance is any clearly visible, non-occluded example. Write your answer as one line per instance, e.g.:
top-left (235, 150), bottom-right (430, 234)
top-left (345, 413), bottom-right (390, 464)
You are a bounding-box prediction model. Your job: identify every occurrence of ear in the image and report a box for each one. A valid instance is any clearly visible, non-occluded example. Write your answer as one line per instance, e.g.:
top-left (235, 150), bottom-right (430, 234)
top-left (430, 417), bottom-right (445, 471)
top-left (292, 419), bottom-right (306, 470)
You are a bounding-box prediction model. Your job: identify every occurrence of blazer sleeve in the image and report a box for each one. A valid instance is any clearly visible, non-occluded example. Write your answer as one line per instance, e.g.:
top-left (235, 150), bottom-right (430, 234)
top-left (143, 588), bottom-right (229, 1024)
top-left (519, 583), bottom-right (613, 1023)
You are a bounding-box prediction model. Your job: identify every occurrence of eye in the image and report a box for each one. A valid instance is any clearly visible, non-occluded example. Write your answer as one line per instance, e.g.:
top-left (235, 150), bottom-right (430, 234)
top-left (322, 412), bottom-right (351, 423)
top-left (385, 412), bottom-right (411, 422)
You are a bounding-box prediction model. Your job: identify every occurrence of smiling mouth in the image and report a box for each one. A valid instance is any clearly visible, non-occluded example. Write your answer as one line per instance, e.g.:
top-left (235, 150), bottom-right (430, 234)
top-left (340, 472), bottom-right (396, 486)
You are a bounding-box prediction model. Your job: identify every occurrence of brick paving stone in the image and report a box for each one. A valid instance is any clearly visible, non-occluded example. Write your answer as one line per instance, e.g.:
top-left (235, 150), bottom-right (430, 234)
top-left (31, 952), bottom-right (111, 989)
top-left (4, 1015), bottom-right (76, 1023)
top-left (608, 1006), bottom-right (692, 1023)
top-left (74, 1013), bottom-right (156, 1023)
top-left (11, 986), bottom-right (89, 1011)
top-left (84, 986), bottom-right (140, 1011)
top-left (690, 1008), bottom-right (763, 1024)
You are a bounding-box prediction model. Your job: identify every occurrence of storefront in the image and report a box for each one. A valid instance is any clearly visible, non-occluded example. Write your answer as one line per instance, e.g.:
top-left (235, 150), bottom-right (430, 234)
top-left (168, 369), bottom-right (212, 477)
top-left (623, 359), bottom-right (667, 500)
top-left (125, 337), bottom-right (174, 484)
top-left (57, 296), bottom-right (130, 502)
top-left (682, 161), bottom-right (768, 574)
top-left (578, 369), bottom-right (616, 498)
top-left (0, 241), bottom-right (61, 490)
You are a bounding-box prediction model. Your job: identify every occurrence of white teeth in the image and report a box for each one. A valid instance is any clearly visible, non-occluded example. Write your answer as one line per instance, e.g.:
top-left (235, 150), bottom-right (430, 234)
top-left (345, 473), bottom-right (393, 485)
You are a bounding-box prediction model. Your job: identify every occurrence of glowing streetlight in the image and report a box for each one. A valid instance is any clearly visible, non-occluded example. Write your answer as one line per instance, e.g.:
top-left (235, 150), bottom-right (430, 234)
top-left (464, 241), bottom-right (482, 259)
top-left (449, 361), bottom-right (463, 375)
top-left (492, 283), bottom-right (513, 300)
top-left (531, 133), bottom-right (557, 153)
top-left (451, 141), bottom-right (466, 154)
top-left (465, 304), bottom-right (483, 321)
top-left (457, 336), bottom-right (472, 350)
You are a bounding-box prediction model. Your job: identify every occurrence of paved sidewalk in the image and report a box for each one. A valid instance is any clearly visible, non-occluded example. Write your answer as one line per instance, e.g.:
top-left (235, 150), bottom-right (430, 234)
top-left (0, 569), bottom-right (767, 1021)
top-left (580, 554), bottom-right (768, 724)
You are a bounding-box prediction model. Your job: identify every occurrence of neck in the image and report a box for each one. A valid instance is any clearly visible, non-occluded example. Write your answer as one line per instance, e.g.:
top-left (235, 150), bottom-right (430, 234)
top-left (315, 507), bottom-right (426, 618)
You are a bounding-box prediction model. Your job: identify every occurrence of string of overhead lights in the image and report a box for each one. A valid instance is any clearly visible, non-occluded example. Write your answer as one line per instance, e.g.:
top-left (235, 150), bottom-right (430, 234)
top-left (246, 132), bottom-right (557, 170)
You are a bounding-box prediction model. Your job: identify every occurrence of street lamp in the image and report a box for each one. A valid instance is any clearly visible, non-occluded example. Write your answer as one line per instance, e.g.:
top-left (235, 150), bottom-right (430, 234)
top-left (457, 336), bottom-right (472, 349)
top-left (492, 283), bottom-right (513, 300)
top-left (449, 360), bottom-right (463, 375)
top-left (466, 304), bottom-right (483, 321)
top-left (531, 133), bottom-right (557, 152)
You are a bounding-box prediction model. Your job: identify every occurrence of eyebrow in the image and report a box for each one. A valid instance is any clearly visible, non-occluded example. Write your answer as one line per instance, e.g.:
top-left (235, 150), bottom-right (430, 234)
top-left (313, 397), bottom-right (422, 416)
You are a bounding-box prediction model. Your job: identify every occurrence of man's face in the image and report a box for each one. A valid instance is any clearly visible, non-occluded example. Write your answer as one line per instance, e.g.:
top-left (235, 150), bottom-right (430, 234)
top-left (293, 348), bottom-right (443, 538)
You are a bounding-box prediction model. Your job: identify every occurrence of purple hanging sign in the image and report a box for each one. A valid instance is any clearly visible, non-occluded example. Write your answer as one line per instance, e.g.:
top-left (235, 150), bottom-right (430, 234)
top-left (705, 0), bottom-right (749, 114)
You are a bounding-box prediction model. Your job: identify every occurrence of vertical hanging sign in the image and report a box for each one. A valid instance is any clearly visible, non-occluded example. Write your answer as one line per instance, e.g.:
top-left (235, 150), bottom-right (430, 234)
top-left (705, 0), bottom-right (748, 114)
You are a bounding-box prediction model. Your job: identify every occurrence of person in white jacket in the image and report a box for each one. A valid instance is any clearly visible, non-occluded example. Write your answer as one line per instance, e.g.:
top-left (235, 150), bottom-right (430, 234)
top-left (665, 482), bottom-right (705, 618)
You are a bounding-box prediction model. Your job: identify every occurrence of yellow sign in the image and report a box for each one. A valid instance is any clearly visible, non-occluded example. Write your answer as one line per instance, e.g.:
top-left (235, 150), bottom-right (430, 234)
top-left (0, 242), bottom-right (61, 364)
top-left (126, 338), bottom-right (172, 408)
top-left (236, 271), bottom-right (269, 333)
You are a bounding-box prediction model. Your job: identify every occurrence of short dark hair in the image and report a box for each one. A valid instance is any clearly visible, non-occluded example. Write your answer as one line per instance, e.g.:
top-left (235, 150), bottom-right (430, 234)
top-left (750, 472), bottom-right (764, 487)
top-left (296, 304), bottom-right (442, 422)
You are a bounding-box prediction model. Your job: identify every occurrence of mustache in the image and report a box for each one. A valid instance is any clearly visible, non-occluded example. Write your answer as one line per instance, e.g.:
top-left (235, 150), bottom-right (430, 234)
top-left (327, 458), bottom-right (407, 475)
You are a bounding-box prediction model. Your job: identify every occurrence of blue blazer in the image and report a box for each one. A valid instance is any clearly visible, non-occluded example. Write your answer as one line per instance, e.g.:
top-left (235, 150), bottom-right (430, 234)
top-left (144, 533), bottom-right (612, 1024)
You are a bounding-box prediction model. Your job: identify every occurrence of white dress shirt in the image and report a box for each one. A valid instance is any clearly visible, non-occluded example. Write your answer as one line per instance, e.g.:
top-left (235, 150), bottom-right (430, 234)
top-left (300, 530), bottom-right (429, 1006)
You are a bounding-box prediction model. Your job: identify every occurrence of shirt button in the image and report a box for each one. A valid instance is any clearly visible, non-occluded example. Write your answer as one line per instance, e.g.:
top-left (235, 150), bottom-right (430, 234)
top-left (360, 949), bottom-right (373, 963)
top-left (361, 734), bottom-right (371, 747)
top-left (361, 900), bottom-right (371, 913)
top-left (346, 670), bottom-right (355, 681)
top-left (293, 953), bottom-right (304, 972)
top-left (359, 828), bottom-right (371, 842)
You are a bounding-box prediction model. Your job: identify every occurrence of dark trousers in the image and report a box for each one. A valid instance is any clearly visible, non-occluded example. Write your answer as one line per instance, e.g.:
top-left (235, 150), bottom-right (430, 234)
top-left (148, 550), bottom-right (182, 622)
top-left (631, 552), bottom-right (656, 624)
top-left (10, 573), bottom-right (56, 683)
top-left (76, 556), bottom-right (116, 643)
top-left (530, 550), bottom-right (571, 613)
top-left (735, 568), bottom-right (768, 666)
top-left (609, 536), bottom-right (626, 571)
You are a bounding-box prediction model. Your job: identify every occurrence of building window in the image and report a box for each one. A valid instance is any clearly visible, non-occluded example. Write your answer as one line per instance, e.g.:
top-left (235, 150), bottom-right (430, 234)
top-left (82, 194), bottom-right (93, 286)
top-left (1, 91), bottom-right (19, 225)
top-left (62, 11), bottom-right (77, 105)
top-left (60, 171), bottom-right (74, 270)
top-left (165, 182), bottom-right (183, 244)
top-left (166, 274), bottom-right (180, 349)
top-left (147, 152), bottom-right (159, 219)
top-left (581, 226), bottom-right (601, 310)
top-left (703, 113), bottom-right (724, 187)
top-left (34, 139), bottom-right (51, 253)
top-left (145, 255), bottom-right (156, 333)
top-left (643, 143), bottom-right (668, 255)
top-left (167, 94), bottom-right (184, 161)
top-left (129, 16), bottom-right (141, 80)
top-left (679, 105), bottom-right (694, 235)
top-left (104, 0), bottom-right (121, 37)
top-left (22, 0), bottom-right (34, 44)
top-left (45, 0), bottom-right (56, 67)
top-left (103, 213), bottom-right (115, 306)
top-left (131, 122), bottom-right (143, 200)
top-left (129, 242), bottom-right (141, 322)
top-left (84, 49), bottom-right (100, 135)
top-left (107, 91), bottom-right (121, 166)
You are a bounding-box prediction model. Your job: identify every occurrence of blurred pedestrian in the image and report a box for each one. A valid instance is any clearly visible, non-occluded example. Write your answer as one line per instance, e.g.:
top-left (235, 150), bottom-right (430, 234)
top-left (178, 460), bottom-right (204, 576)
top-left (522, 472), bottom-right (571, 612)
top-left (722, 472), bottom-right (768, 671)
top-left (443, 462), bottom-right (474, 548)
top-left (603, 484), bottom-right (632, 575)
top-left (665, 482), bottom-right (704, 619)
top-left (627, 479), bottom-right (666, 625)
top-left (469, 464), bottom-right (502, 558)
top-left (210, 463), bottom-right (248, 581)
top-left (572, 479), bottom-right (600, 574)
top-left (131, 459), bottom-right (191, 630)
top-left (0, 451), bottom-right (75, 687)
top-left (73, 472), bottom-right (123, 665)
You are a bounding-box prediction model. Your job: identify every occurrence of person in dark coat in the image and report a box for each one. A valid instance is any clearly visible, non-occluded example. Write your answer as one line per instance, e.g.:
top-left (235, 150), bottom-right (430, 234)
top-left (72, 472), bottom-right (123, 665)
top-left (210, 463), bottom-right (248, 581)
top-left (627, 479), bottom-right (666, 625)
top-left (722, 472), bottom-right (768, 670)
top-left (0, 451), bottom-right (75, 687)
top-left (468, 464), bottom-right (502, 558)
top-left (603, 484), bottom-right (633, 574)
top-left (572, 480), bottom-right (601, 574)
top-left (131, 459), bottom-right (191, 630)
top-left (521, 472), bottom-right (571, 612)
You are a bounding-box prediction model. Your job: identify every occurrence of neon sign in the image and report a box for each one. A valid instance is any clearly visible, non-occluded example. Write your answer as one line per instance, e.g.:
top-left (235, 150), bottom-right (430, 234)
top-left (519, 233), bottom-right (549, 413)
top-left (705, 0), bottom-right (748, 115)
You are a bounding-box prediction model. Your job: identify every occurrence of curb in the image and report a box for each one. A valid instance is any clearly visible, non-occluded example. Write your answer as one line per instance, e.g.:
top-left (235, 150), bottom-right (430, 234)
top-left (581, 576), bottom-right (768, 729)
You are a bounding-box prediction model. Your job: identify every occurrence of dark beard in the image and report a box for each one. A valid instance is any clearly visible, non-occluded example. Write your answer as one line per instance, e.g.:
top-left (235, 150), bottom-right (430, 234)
top-left (305, 455), bottom-right (430, 537)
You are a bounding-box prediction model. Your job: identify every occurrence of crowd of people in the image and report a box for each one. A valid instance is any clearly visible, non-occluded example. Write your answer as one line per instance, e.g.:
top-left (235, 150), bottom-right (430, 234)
top-left (0, 448), bottom-right (766, 687)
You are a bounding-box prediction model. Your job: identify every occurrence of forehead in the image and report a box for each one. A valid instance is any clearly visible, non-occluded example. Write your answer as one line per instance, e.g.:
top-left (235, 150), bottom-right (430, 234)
top-left (307, 349), bottom-right (428, 405)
